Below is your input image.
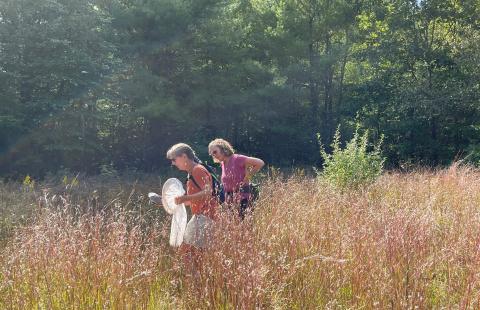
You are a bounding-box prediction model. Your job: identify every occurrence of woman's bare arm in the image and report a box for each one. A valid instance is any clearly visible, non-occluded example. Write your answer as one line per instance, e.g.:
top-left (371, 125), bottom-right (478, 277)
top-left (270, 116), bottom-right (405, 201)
top-left (243, 156), bottom-right (265, 182)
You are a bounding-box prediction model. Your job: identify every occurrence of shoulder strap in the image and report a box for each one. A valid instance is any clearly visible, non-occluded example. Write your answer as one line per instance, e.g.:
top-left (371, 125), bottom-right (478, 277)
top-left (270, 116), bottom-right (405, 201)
top-left (189, 161), bottom-right (221, 190)
top-left (189, 163), bottom-right (215, 189)
top-left (188, 173), bottom-right (202, 190)
top-left (201, 161), bottom-right (220, 183)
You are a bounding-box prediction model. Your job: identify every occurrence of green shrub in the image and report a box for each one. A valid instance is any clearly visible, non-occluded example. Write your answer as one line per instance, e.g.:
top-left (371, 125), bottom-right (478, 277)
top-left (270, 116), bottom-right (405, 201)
top-left (318, 127), bottom-right (384, 190)
top-left (465, 144), bottom-right (480, 166)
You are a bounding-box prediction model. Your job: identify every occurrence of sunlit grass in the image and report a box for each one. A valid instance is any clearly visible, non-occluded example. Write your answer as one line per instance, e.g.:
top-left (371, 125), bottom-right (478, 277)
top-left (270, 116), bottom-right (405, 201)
top-left (1, 164), bottom-right (480, 308)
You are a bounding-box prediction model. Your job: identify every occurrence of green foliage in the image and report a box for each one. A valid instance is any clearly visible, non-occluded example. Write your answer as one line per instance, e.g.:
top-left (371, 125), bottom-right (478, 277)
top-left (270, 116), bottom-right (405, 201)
top-left (464, 144), bottom-right (480, 166)
top-left (426, 269), bottom-right (449, 307)
top-left (319, 127), bottom-right (384, 190)
top-left (1, 0), bottom-right (480, 177)
top-left (22, 175), bottom-right (34, 188)
top-left (0, 0), bottom-right (116, 177)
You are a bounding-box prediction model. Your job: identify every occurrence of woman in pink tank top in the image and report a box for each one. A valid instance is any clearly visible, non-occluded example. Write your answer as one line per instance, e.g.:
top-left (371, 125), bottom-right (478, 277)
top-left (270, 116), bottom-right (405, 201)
top-left (208, 138), bottom-right (265, 219)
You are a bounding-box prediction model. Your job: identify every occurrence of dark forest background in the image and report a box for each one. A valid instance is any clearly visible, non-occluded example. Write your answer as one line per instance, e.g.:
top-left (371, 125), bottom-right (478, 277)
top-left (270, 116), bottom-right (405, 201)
top-left (1, 0), bottom-right (480, 178)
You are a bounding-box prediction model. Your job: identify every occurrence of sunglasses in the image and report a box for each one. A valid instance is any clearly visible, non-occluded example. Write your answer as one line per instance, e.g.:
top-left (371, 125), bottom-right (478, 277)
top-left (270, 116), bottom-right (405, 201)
top-left (210, 150), bottom-right (219, 156)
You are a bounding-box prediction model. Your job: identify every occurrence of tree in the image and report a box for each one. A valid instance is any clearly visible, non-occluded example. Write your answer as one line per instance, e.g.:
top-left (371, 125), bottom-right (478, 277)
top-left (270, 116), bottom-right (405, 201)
top-left (0, 0), bottom-right (115, 176)
top-left (354, 0), bottom-right (480, 165)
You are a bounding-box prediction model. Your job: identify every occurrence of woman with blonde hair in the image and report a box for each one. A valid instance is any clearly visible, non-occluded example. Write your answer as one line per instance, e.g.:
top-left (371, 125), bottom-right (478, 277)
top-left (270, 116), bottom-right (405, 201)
top-left (208, 138), bottom-right (264, 219)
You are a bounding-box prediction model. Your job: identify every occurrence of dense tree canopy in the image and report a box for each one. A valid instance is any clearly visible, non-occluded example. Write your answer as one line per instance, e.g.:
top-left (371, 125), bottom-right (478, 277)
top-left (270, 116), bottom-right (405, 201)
top-left (1, 0), bottom-right (480, 177)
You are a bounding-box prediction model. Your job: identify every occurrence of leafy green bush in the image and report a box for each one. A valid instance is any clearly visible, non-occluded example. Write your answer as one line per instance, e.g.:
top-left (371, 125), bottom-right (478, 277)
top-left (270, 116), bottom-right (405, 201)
top-left (465, 144), bottom-right (480, 166)
top-left (318, 127), bottom-right (385, 190)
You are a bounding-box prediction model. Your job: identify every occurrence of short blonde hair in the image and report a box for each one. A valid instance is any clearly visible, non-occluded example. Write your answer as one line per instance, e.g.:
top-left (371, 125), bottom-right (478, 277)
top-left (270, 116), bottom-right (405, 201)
top-left (166, 143), bottom-right (197, 161)
top-left (208, 138), bottom-right (235, 157)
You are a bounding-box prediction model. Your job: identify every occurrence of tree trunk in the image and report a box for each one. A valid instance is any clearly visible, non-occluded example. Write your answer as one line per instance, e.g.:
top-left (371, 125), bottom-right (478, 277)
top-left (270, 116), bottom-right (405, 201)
top-left (308, 16), bottom-right (320, 136)
top-left (323, 31), bottom-right (334, 140)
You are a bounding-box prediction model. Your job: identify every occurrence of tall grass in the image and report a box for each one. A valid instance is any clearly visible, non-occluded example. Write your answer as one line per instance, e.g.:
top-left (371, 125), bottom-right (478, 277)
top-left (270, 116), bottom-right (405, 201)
top-left (1, 165), bottom-right (480, 308)
top-left (0, 181), bottom-right (38, 246)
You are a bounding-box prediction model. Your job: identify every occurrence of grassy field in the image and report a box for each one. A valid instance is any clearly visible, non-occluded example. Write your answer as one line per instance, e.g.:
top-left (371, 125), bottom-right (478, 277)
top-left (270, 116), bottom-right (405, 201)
top-left (1, 165), bottom-right (480, 309)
